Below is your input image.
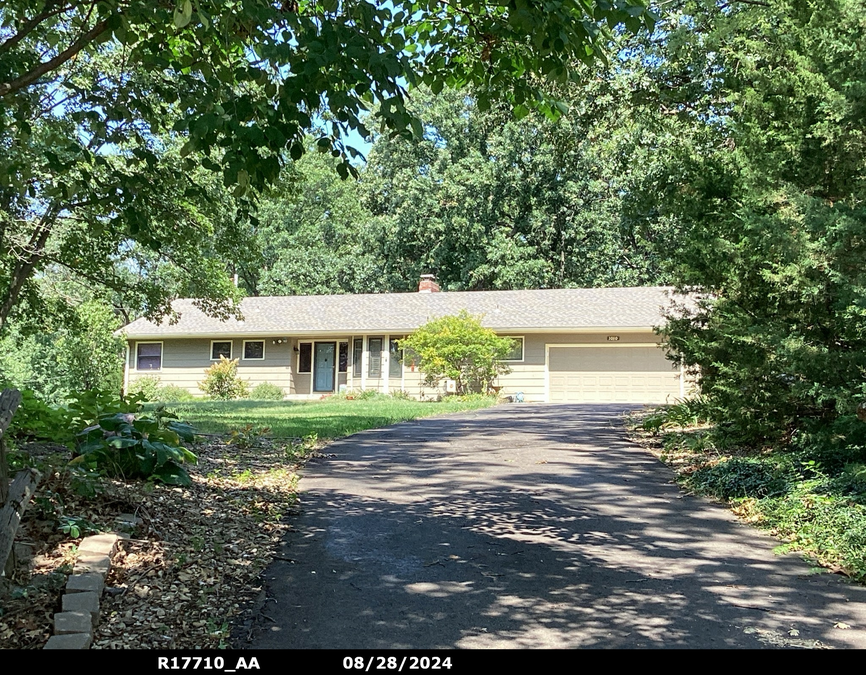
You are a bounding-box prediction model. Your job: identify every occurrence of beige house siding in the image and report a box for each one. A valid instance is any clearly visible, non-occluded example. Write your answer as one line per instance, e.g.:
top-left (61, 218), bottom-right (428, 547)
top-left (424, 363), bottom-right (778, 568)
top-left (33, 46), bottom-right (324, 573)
top-left (125, 330), bottom-right (677, 402)
top-left (128, 338), bottom-right (293, 396)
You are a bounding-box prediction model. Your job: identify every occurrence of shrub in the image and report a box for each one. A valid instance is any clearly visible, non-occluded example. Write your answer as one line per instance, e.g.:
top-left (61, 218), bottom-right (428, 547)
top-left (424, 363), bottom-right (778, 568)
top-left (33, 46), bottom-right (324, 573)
top-left (8, 388), bottom-right (143, 444)
top-left (756, 487), bottom-right (866, 580)
top-left (249, 382), bottom-right (284, 400)
top-left (8, 388), bottom-right (73, 443)
top-left (199, 356), bottom-right (249, 400)
top-left (155, 385), bottom-right (195, 402)
top-left (399, 311), bottom-right (515, 394)
top-left (128, 375), bottom-right (162, 402)
top-left (226, 424), bottom-right (271, 448)
top-left (641, 396), bottom-right (713, 434)
top-left (65, 389), bottom-right (144, 432)
top-left (73, 410), bottom-right (198, 486)
top-left (332, 388), bottom-right (384, 401)
top-left (686, 457), bottom-right (791, 501)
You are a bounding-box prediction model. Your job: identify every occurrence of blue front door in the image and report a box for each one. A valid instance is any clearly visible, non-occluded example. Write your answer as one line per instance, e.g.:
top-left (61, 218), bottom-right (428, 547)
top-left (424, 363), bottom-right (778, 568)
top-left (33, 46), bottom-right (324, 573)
top-left (314, 342), bottom-right (336, 392)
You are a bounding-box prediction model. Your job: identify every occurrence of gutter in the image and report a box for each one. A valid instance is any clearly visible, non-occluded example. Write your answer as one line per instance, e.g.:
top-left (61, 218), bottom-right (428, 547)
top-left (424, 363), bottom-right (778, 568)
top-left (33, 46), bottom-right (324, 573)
top-left (120, 326), bottom-right (664, 340)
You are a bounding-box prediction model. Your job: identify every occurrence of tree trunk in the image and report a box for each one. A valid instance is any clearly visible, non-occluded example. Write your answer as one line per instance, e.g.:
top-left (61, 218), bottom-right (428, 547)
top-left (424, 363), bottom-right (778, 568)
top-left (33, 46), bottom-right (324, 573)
top-left (0, 210), bottom-right (56, 332)
top-left (0, 389), bottom-right (22, 505)
top-left (0, 439), bottom-right (8, 508)
top-left (0, 468), bottom-right (40, 575)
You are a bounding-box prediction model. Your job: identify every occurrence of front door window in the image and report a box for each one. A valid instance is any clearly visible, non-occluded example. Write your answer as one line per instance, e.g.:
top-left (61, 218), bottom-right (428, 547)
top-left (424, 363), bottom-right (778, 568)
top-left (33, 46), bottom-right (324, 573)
top-left (314, 342), bottom-right (336, 392)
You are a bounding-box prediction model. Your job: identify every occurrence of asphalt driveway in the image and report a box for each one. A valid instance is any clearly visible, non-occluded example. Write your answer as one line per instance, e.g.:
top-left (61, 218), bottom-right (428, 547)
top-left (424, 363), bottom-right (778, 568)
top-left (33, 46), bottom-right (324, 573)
top-left (246, 404), bottom-right (866, 649)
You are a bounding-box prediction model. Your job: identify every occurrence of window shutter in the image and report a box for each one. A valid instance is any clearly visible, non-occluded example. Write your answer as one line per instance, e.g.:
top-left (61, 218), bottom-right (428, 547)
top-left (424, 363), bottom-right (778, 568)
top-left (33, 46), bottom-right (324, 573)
top-left (368, 338), bottom-right (382, 377)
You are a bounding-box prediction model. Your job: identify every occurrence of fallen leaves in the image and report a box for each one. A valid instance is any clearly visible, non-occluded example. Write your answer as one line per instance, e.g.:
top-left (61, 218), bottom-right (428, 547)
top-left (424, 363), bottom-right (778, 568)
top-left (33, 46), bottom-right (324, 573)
top-left (1, 435), bottom-right (307, 650)
top-left (91, 439), bottom-right (302, 649)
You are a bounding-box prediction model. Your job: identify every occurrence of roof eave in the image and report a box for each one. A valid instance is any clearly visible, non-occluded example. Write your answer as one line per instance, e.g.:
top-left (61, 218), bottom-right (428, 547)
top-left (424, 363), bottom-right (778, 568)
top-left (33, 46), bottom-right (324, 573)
top-left (119, 325), bottom-right (664, 340)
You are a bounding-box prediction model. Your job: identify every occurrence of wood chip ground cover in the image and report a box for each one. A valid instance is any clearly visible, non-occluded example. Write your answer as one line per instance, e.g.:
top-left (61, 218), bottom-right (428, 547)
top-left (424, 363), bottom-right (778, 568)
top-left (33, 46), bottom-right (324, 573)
top-left (0, 436), bottom-right (311, 649)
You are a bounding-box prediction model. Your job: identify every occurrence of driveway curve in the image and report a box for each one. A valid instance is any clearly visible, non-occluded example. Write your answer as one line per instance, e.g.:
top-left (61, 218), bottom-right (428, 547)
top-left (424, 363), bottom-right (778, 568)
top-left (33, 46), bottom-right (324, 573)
top-left (246, 404), bottom-right (866, 649)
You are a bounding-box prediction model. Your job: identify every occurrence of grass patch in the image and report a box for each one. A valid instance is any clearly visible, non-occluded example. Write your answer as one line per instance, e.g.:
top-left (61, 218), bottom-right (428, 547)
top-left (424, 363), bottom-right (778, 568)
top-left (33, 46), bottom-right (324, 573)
top-left (631, 406), bottom-right (866, 581)
top-left (157, 393), bottom-right (497, 439)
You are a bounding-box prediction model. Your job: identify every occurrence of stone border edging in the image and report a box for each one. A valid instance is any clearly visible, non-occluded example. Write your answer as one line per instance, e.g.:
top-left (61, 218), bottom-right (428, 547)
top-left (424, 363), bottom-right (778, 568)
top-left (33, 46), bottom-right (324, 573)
top-left (43, 532), bottom-right (122, 649)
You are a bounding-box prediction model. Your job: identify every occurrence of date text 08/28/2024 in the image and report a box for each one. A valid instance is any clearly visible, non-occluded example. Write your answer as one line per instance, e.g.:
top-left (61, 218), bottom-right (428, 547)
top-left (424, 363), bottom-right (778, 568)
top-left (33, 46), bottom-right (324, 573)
top-left (155, 657), bottom-right (455, 672)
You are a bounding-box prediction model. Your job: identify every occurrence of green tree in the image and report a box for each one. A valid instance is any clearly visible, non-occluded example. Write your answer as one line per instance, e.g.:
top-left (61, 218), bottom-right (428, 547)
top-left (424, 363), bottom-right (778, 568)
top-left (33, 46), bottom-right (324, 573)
top-left (253, 149), bottom-right (387, 296)
top-left (399, 311), bottom-right (515, 394)
top-left (0, 43), bottom-right (245, 333)
top-left (359, 82), bottom-right (675, 291)
top-left (626, 0), bottom-right (866, 445)
top-left (0, 297), bottom-right (125, 403)
top-left (0, 0), bottom-right (658, 329)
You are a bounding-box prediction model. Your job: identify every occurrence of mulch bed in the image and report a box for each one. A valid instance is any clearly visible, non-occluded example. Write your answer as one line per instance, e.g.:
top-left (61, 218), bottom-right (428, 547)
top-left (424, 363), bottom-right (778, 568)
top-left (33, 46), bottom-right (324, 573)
top-left (0, 435), bottom-right (313, 649)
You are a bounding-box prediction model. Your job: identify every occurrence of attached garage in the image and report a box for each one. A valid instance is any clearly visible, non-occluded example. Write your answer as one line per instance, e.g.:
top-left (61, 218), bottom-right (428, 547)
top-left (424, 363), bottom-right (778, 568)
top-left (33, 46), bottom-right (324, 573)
top-left (546, 344), bottom-right (683, 404)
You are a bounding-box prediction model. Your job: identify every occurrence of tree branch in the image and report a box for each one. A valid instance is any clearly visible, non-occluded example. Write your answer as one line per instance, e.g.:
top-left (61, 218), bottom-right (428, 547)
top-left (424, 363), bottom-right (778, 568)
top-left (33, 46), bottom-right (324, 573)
top-left (0, 17), bottom-right (110, 98)
top-left (720, 0), bottom-right (770, 7)
top-left (0, 206), bottom-right (60, 331)
top-left (0, 1), bottom-right (77, 57)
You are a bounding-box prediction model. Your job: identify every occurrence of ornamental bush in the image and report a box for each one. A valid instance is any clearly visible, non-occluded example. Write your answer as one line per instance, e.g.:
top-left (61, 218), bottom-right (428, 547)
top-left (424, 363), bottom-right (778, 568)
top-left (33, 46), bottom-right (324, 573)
top-left (249, 382), bottom-right (285, 401)
top-left (199, 357), bottom-right (249, 400)
top-left (128, 375), bottom-right (162, 402)
top-left (399, 311), bottom-right (515, 395)
top-left (155, 385), bottom-right (195, 403)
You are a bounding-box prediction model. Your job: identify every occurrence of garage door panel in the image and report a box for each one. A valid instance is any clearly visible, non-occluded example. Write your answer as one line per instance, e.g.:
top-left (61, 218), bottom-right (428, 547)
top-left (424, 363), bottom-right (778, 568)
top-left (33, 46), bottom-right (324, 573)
top-left (548, 346), bottom-right (681, 403)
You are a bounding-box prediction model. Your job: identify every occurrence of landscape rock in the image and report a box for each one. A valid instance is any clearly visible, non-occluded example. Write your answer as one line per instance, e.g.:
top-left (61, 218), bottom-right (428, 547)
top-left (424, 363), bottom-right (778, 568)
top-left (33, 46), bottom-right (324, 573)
top-left (44, 633), bottom-right (93, 649)
top-left (54, 611), bottom-right (92, 635)
top-left (62, 591), bottom-right (101, 626)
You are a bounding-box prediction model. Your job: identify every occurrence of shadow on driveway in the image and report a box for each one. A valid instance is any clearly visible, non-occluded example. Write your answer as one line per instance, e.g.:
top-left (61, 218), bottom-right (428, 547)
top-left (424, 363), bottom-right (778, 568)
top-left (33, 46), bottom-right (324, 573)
top-left (245, 405), bottom-right (866, 649)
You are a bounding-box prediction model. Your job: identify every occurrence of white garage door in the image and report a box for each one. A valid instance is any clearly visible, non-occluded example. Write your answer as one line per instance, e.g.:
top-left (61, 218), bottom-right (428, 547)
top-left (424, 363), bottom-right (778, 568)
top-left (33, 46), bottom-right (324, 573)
top-left (547, 345), bottom-right (682, 403)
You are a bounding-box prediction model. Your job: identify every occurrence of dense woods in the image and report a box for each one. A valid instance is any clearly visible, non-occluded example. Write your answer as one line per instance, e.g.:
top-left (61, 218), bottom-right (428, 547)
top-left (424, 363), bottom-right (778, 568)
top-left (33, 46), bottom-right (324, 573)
top-left (2, 0), bottom-right (865, 457)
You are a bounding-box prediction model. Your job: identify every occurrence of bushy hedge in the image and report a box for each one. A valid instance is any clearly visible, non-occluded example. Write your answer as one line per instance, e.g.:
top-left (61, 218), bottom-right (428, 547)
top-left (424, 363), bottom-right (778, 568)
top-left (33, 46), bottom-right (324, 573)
top-left (249, 382), bottom-right (284, 400)
top-left (200, 356), bottom-right (249, 400)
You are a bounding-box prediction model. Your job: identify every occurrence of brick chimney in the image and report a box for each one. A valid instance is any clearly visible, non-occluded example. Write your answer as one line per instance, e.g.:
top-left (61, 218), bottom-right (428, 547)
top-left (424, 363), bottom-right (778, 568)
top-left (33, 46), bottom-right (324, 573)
top-left (418, 274), bottom-right (440, 293)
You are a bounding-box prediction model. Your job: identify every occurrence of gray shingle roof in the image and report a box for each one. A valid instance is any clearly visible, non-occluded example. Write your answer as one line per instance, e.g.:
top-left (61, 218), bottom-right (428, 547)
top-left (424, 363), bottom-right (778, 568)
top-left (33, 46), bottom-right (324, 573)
top-left (120, 286), bottom-right (688, 338)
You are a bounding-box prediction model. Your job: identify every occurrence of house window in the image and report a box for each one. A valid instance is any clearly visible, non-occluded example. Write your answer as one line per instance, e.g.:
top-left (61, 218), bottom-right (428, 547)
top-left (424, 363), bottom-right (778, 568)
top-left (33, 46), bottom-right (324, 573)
top-left (353, 338), bottom-right (363, 377)
top-left (136, 342), bottom-right (162, 371)
top-left (298, 343), bottom-right (312, 373)
top-left (504, 337), bottom-right (524, 362)
top-left (211, 340), bottom-right (232, 360)
top-left (368, 337), bottom-right (382, 378)
top-left (243, 340), bottom-right (265, 360)
top-left (339, 342), bottom-right (349, 373)
top-left (389, 338), bottom-right (402, 378)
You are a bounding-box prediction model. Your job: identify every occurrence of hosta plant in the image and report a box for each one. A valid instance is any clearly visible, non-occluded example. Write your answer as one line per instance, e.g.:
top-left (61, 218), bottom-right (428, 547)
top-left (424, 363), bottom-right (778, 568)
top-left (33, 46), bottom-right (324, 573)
top-left (73, 411), bottom-right (198, 486)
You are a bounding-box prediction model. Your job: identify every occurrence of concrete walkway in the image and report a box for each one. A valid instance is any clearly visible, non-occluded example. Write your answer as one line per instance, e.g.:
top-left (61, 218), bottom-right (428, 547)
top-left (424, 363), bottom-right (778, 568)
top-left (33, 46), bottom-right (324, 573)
top-left (247, 404), bottom-right (866, 649)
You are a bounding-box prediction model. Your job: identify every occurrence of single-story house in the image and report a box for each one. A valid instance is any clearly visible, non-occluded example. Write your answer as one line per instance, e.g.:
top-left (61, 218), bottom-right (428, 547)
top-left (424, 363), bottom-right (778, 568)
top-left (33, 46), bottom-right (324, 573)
top-left (120, 277), bottom-right (692, 403)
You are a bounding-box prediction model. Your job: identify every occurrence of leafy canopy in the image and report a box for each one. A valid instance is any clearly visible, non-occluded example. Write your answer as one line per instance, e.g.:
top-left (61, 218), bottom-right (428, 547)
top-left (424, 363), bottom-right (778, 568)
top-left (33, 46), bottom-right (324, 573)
top-left (0, 0), bottom-right (657, 337)
top-left (1, 0), bottom-right (658, 188)
top-left (399, 311), bottom-right (515, 395)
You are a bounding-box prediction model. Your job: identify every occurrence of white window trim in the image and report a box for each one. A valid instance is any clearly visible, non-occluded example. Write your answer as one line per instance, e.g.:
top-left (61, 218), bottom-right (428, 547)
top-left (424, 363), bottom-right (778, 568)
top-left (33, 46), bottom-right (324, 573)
top-left (502, 336), bottom-right (525, 363)
top-left (297, 341), bottom-right (312, 374)
top-left (242, 339), bottom-right (266, 361)
top-left (135, 341), bottom-right (164, 372)
top-left (210, 339), bottom-right (233, 361)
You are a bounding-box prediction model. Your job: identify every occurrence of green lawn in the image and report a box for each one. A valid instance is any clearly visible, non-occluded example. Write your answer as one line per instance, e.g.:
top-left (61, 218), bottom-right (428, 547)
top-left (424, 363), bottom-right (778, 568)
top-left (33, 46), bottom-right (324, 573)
top-left (160, 394), bottom-right (497, 439)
